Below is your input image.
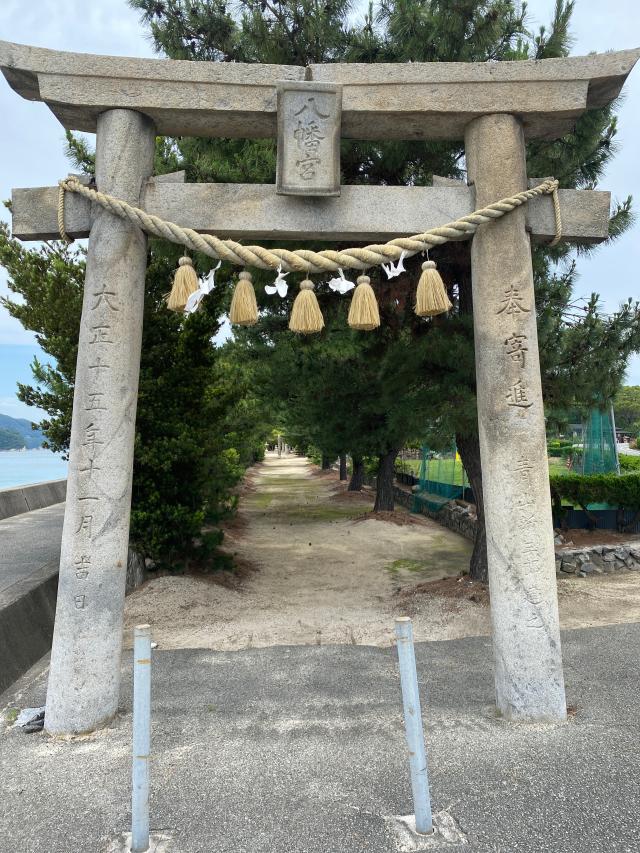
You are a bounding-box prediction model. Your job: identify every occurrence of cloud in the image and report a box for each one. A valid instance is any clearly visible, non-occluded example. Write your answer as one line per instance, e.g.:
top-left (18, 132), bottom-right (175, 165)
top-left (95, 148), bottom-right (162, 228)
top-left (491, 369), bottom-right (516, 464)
top-left (0, 394), bottom-right (46, 421)
top-left (0, 3), bottom-right (154, 351)
top-left (0, 273), bottom-right (38, 346)
top-left (1, 0), bottom-right (155, 58)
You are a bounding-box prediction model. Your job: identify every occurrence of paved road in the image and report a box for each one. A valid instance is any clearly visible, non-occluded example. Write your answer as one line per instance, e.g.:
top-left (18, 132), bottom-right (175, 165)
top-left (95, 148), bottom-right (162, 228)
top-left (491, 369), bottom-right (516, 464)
top-left (0, 503), bottom-right (64, 603)
top-left (618, 442), bottom-right (640, 457)
top-left (2, 623), bottom-right (639, 853)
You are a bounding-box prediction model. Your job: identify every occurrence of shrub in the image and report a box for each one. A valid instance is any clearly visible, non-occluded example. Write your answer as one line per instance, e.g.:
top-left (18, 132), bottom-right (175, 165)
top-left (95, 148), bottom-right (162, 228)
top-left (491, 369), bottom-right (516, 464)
top-left (549, 472), bottom-right (640, 512)
top-left (547, 439), bottom-right (573, 452)
top-left (619, 453), bottom-right (640, 472)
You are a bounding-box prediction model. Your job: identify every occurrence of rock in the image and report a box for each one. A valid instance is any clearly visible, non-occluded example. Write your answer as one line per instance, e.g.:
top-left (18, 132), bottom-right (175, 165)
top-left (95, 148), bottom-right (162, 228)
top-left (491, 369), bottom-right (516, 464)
top-left (629, 548), bottom-right (640, 562)
top-left (602, 552), bottom-right (617, 562)
top-left (577, 570), bottom-right (587, 578)
top-left (554, 534), bottom-right (564, 545)
top-left (561, 559), bottom-right (577, 574)
top-left (13, 706), bottom-right (45, 733)
top-left (580, 562), bottom-right (596, 574)
top-left (614, 547), bottom-right (630, 561)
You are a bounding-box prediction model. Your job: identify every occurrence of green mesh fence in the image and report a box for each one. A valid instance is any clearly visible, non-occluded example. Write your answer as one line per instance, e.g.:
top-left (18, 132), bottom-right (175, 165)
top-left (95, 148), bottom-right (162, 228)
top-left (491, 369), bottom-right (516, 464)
top-left (580, 406), bottom-right (620, 475)
top-left (412, 443), bottom-right (468, 512)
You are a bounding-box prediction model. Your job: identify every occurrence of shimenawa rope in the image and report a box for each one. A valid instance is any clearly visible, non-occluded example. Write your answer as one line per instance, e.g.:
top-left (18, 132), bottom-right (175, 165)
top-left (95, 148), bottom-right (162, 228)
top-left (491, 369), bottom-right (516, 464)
top-left (57, 176), bottom-right (562, 273)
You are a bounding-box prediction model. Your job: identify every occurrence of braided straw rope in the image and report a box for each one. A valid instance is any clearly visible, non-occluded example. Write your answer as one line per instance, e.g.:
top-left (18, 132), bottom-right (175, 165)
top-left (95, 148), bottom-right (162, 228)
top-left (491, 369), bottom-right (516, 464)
top-left (57, 176), bottom-right (562, 272)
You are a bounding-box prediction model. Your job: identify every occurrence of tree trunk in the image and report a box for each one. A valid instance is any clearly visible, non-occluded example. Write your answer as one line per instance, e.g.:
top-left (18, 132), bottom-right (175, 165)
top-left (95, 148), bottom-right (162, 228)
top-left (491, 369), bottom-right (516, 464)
top-left (339, 453), bottom-right (347, 480)
top-left (456, 430), bottom-right (488, 582)
top-left (374, 448), bottom-right (400, 512)
top-left (321, 454), bottom-right (332, 470)
top-left (348, 456), bottom-right (365, 491)
top-left (452, 244), bottom-right (488, 582)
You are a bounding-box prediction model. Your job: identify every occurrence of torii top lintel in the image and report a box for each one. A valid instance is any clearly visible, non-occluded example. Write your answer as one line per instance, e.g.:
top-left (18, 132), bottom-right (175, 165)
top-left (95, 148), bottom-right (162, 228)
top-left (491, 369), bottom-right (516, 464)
top-left (1, 39), bottom-right (638, 142)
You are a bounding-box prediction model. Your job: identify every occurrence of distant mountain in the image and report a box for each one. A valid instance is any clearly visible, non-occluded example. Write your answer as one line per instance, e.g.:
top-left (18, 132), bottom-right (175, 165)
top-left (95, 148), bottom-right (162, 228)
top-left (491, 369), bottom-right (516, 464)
top-left (0, 414), bottom-right (45, 449)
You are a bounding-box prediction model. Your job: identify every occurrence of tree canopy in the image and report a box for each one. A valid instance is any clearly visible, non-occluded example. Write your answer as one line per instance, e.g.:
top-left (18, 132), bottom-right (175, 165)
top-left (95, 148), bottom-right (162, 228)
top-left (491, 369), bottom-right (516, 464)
top-left (128, 0), bottom-right (640, 577)
top-left (1, 0), bottom-right (639, 580)
top-left (614, 386), bottom-right (640, 438)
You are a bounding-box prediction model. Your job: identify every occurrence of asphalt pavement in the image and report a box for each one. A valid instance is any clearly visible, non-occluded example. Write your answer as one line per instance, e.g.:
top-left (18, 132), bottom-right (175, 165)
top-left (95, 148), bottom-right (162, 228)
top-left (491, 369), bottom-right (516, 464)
top-left (1, 623), bottom-right (639, 853)
top-left (0, 502), bottom-right (63, 604)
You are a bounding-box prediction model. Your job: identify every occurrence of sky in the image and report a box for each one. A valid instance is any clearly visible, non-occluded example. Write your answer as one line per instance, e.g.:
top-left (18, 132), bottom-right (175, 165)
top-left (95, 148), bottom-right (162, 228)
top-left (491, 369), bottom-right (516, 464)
top-left (0, 0), bottom-right (639, 421)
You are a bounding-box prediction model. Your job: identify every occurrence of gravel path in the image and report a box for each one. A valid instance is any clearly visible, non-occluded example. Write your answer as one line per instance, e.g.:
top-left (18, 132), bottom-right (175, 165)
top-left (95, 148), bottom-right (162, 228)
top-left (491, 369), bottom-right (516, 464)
top-left (124, 453), bottom-right (640, 650)
top-left (124, 454), bottom-right (475, 648)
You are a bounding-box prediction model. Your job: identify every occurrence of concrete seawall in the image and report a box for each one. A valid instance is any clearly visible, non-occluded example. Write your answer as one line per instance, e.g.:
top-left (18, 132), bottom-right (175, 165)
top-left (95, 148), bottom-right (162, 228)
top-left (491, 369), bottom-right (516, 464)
top-left (0, 483), bottom-right (145, 696)
top-left (0, 564), bottom-right (58, 695)
top-left (0, 479), bottom-right (67, 521)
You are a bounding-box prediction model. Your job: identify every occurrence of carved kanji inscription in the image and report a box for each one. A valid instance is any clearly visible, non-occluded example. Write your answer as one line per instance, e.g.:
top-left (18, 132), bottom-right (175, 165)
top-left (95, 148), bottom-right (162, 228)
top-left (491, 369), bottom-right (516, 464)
top-left (276, 81), bottom-right (342, 197)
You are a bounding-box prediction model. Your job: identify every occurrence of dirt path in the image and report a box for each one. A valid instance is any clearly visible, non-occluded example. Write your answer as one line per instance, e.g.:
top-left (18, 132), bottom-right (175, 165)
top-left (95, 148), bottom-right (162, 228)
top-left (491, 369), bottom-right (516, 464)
top-left (124, 453), bottom-right (640, 649)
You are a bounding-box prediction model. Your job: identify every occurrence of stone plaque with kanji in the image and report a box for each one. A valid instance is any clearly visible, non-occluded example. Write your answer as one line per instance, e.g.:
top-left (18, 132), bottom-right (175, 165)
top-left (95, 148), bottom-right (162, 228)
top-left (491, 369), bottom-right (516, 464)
top-left (276, 81), bottom-right (342, 197)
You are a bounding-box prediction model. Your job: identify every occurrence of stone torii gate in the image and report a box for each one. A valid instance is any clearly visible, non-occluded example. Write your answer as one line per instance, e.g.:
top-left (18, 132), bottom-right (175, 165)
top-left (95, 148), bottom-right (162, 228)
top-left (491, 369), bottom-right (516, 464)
top-left (1, 40), bottom-right (638, 735)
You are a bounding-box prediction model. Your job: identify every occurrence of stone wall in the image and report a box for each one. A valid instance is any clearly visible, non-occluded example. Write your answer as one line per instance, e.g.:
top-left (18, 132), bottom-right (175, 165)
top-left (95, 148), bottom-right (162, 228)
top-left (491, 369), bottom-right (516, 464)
top-left (395, 484), bottom-right (640, 579)
top-left (394, 486), bottom-right (478, 541)
top-left (556, 544), bottom-right (640, 577)
top-left (126, 548), bottom-right (146, 594)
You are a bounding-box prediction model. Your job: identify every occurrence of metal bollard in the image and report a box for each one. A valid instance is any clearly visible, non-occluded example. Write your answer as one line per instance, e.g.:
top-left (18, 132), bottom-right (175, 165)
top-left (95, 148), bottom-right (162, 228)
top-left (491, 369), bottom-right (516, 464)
top-left (132, 624), bottom-right (152, 852)
top-left (394, 617), bottom-right (433, 835)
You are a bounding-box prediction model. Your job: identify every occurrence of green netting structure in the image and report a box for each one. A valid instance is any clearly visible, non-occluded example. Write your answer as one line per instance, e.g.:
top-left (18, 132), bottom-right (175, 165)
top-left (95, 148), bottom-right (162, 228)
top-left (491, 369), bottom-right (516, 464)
top-left (580, 405), bottom-right (620, 475)
top-left (412, 443), bottom-right (468, 513)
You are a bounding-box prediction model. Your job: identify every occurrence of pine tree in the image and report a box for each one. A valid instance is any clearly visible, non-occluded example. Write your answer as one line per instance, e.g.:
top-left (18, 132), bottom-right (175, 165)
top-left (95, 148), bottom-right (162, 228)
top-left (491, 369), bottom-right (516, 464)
top-left (0, 138), bottom-right (272, 563)
top-left (130, 0), bottom-right (640, 578)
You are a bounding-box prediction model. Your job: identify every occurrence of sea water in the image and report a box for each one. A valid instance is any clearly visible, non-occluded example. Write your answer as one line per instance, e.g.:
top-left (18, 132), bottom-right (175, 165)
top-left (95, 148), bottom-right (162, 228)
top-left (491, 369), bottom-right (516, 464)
top-left (0, 448), bottom-right (68, 489)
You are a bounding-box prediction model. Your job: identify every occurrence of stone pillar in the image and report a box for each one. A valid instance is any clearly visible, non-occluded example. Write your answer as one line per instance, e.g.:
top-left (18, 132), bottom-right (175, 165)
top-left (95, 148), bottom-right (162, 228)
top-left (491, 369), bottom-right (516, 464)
top-left (465, 114), bottom-right (566, 722)
top-left (45, 110), bottom-right (155, 735)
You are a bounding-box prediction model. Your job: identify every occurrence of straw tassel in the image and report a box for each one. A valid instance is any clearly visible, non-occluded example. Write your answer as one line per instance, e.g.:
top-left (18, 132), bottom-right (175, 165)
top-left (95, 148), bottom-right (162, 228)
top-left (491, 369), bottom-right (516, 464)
top-left (348, 275), bottom-right (380, 331)
top-left (167, 255), bottom-right (199, 312)
top-left (289, 279), bottom-right (324, 334)
top-left (415, 260), bottom-right (452, 317)
top-left (230, 270), bottom-right (258, 326)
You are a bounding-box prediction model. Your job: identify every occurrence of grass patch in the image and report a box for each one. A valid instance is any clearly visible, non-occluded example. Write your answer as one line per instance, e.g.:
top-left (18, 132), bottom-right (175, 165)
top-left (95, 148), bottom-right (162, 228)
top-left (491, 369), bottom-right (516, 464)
top-left (548, 458), bottom-right (571, 477)
top-left (258, 476), bottom-right (317, 488)
top-left (400, 456), bottom-right (576, 482)
top-left (386, 558), bottom-right (430, 575)
top-left (249, 492), bottom-right (274, 509)
top-left (279, 505), bottom-right (364, 522)
top-left (397, 458), bottom-right (467, 486)
top-left (5, 708), bottom-right (18, 725)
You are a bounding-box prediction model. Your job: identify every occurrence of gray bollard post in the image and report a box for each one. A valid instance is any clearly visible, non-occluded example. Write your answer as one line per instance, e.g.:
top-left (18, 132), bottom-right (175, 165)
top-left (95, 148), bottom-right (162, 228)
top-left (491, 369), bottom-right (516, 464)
top-left (394, 617), bottom-right (433, 835)
top-left (132, 624), bottom-right (152, 852)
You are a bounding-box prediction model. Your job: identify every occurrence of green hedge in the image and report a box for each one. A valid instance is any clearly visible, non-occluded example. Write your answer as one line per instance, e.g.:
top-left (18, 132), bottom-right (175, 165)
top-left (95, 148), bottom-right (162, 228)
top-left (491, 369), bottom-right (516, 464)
top-left (619, 453), bottom-right (640, 472)
top-left (549, 472), bottom-right (640, 511)
top-left (559, 445), bottom-right (580, 460)
top-left (548, 439), bottom-right (573, 452)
